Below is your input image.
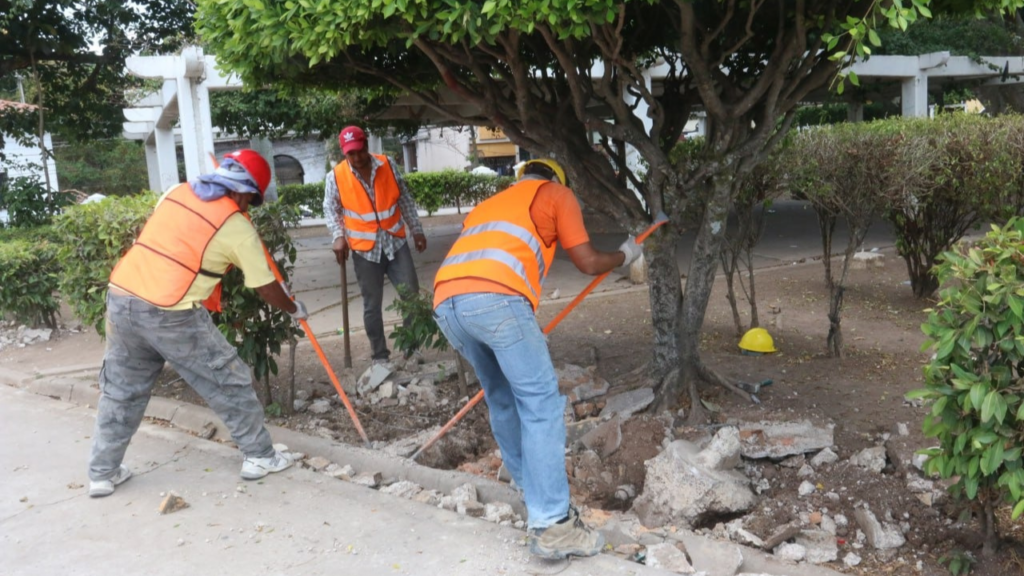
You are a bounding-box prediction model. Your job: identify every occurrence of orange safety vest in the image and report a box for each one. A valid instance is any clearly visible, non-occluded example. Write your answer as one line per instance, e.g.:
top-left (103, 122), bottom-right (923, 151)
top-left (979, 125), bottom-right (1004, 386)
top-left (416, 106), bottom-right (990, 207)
top-left (110, 183), bottom-right (240, 312)
top-left (434, 180), bottom-right (555, 311)
top-left (333, 155), bottom-right (406, 252)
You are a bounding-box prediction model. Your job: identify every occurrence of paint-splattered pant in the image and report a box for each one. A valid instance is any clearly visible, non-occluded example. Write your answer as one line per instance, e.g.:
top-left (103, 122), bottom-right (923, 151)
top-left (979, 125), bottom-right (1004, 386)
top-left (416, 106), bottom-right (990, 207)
top-left (88, 293), bottom-right (274, 481)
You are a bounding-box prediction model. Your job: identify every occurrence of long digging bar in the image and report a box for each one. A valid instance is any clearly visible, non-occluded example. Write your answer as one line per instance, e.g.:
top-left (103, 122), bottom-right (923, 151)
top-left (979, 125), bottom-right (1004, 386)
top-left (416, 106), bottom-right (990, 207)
top-left (340, 261), bottom-right (352, 369)
top-left (410, 211), bottom-right (670, 461)
top-left (209, 150), bottom-right (370, 445)
top-left (260, 245), bottom-right (371, 447)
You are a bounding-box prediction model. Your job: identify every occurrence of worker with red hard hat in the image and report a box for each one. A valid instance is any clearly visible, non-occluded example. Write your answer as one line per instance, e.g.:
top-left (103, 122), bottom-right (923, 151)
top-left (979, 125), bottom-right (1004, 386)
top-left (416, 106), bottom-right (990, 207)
top-left (88, 149), bottom-right (306, 498)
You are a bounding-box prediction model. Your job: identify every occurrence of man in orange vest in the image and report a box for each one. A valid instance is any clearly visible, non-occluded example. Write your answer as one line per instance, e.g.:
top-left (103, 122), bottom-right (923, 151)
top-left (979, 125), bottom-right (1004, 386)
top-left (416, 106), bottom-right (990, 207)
top-left (88, 150), bottom-right (308, 498)
top-left (324, 126), bottom-right (427, 365)
top-left (433, 159), bottom-right (642, 560)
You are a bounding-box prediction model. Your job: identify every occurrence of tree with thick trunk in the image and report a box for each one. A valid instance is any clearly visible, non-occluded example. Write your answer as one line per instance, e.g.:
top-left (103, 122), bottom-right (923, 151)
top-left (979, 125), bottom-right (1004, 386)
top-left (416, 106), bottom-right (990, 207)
top-left (196, 0), bottom-right (1019, 422)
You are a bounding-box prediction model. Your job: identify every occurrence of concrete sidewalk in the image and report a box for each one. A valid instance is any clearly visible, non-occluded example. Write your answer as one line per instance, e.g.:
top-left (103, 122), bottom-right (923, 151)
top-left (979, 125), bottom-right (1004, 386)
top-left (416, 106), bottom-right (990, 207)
top-left (0, 386), bottom-right (677, 576)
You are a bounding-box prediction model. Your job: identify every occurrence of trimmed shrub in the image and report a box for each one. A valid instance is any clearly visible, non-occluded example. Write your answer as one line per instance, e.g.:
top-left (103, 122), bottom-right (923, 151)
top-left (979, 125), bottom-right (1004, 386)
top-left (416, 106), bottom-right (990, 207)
top-left (910, 217), bottom-right (1024, 557)
top-left (54, 193), bottom-right (157, 334)
top-left (0, 234), bottom-right (61, 328)
top-left (278, 182), bottom-right (325, 218)
top-left (405, 170), bottom-right (513, 214)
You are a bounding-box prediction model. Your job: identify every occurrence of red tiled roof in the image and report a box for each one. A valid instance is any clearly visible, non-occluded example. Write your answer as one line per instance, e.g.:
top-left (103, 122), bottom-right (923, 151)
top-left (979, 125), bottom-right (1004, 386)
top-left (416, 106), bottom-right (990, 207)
top-left (0, 100), bottom-right (39, 112)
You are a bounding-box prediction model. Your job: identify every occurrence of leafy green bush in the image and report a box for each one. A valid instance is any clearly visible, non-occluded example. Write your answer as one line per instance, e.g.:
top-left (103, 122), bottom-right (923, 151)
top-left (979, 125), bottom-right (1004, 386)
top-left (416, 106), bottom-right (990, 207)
top-left (0, 236), bottom-right (60, 328)
top-left (910, 218), bottom-right (1024, 557)
top-left (386, 286), bottom-right (449, 356)
top-left (404, 171), bottom-right (513, 214)
top-left (54, 193), bottom-right (157, 334)
top-left (0, 175), bottom-right (73, 228)
top-left (211, 202), bottom-right (303, 388)
top-left (278, 182), bottom-right (325, 218)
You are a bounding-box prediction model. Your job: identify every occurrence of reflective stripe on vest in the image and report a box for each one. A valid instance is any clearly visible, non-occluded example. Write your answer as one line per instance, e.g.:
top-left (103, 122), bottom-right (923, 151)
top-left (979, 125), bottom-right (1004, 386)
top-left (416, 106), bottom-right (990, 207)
top-left (333, 155), bottom-right (406, 252)
top-left (109, 183), bottom-right (240, 310)
top-left (433, 179), bottom-right (555, 310)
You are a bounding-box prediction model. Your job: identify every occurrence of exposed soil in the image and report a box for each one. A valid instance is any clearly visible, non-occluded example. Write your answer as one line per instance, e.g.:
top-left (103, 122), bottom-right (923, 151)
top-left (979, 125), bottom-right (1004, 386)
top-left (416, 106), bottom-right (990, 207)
top-left (5, 245), bottom-right (1024, 575)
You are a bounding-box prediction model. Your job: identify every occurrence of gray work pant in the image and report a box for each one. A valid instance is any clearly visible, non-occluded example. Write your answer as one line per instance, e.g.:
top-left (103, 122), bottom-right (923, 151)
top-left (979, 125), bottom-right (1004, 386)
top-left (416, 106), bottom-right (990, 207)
top-left (352, 243), bottom-right (420, 360)
top-left (88, 293), bottom-right (274, 481)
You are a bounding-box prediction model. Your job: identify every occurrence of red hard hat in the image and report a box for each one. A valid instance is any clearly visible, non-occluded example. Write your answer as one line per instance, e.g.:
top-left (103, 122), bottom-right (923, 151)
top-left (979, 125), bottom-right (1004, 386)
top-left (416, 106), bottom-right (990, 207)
top-left (223, 149), bottom-right (271, 195)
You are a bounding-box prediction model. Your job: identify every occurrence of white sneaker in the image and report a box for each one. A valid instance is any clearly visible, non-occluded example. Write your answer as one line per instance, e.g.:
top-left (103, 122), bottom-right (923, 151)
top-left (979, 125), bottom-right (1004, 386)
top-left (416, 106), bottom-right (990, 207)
top-left (89, 465), bottom-right (133, 498)
top-left (240, 450), bottom-right (294, 480)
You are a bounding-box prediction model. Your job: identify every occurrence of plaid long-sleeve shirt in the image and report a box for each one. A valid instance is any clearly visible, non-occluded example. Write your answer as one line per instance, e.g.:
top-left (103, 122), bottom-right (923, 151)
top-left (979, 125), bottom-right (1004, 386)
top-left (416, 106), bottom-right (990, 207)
top-left (323, 155), bottom-right (424, 264)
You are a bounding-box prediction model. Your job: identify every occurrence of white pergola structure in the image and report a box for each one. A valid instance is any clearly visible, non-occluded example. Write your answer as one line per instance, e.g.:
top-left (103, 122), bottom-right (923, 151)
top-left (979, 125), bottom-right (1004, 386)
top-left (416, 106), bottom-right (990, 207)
top-left (123, 47), bottom-right (239, 192)
top-left (123, 47), bottom-right (1024, 192)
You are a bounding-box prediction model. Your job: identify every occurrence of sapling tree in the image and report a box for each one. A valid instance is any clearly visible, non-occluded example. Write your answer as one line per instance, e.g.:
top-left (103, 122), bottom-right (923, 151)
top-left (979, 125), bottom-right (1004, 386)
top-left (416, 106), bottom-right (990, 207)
top-left (910, 218), bottom-right (1024, 557)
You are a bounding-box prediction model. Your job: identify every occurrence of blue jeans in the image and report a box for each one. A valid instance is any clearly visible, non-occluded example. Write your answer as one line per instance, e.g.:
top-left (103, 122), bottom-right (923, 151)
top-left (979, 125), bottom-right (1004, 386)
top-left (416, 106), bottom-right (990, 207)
top-left (433, 293), bottom-right (568, 529)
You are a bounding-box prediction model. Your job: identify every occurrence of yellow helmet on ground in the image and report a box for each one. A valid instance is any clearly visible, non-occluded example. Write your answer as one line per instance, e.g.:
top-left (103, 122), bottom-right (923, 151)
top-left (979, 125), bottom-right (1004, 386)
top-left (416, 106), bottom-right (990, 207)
top-left (739, 327), bottom-right (777, 354)
top-left (516, 158), bottom-right (567, 186)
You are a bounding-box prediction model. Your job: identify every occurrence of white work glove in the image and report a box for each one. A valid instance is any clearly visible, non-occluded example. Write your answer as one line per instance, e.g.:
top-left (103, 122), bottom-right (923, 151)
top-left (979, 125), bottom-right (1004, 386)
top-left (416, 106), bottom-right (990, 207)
top-left (289, 300), bottom-right (309, 321)
top-left (618, 236), bottom-right (643, 267)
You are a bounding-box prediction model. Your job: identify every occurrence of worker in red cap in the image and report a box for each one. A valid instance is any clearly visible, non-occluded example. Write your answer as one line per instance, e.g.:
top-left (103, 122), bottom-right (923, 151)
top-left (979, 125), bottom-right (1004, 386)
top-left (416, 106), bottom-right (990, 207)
top-left (88, 150), bottom-right (307, 498)
top-left (324, 126), bottom-right (427, 366)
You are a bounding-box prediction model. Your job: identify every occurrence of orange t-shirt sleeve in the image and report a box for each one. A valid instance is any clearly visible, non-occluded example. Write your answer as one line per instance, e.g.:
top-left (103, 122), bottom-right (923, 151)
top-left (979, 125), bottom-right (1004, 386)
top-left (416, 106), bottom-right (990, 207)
top-left (531, 182), bottom-right (590, 250)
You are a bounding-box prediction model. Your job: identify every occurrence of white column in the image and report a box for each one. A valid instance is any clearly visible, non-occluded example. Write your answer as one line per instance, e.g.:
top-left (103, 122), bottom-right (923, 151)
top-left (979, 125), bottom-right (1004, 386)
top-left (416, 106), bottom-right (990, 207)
top-left (901, 73), bottom-right (929, 117)
top-left (153, 127), bottom-right (178, 192)
top-left (176, 73), bottom-right (202, 181)
top-left (144, 141), bottom-right (161, 191)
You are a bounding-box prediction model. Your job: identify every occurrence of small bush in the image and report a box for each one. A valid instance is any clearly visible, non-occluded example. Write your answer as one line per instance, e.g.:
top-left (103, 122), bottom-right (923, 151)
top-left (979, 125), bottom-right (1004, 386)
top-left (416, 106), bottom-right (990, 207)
top-left (910, 217), bottom-right (1024, 557)
top-left (386, 286), bottom-right (449, 356)
top-left (0, 175), bottom-right (73, 228)
top-left (54, 193), bottom-right (157, 334)
top-left (0, 236), bottom-right (60, 328)
top-left (404, 171), bottom-right (513, 214)
top-left (278, 182), bottom-right (325, 218)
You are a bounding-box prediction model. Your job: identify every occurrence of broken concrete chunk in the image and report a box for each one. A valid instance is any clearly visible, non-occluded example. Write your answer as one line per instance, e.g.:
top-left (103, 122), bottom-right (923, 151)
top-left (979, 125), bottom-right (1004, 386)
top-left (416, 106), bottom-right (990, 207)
top-left (557, 363), bottom-right (611, 402)
top-left (644, 542), bottom-right (695, 574)
top-left (848, 251), bottom-right (884, 269)
top-left (484, 502), bottom-right (517, 524)
top-left (566, 418), bottom-right (603, 447)
top-left (798, 480), bottom-right (816, 496)
top-left (412, 489), bottom-right (443, 506)
top-left (809, 447), bottom-right (839, 467)
top-left (580, 416), bottom-right (623, 459)
top-left (304, 456), bottom-right (331, 472)
top-left (797, 464), bottom-right (815, 478)
top-left (600, 388), bottom-right (655, 419)
top-left (380, 480), bottom-right (423, 499)
top-left (734, 419), bottom-right (835, 459)
top-left (357, 363), bottom-right (394, 396)
top-left (632, 440), bottom-right (756, 529)
top-left (763, 522), bottom-right (803, 550)
top-left (779, 454), bottom-right (805, 468)
top-left (307, 398), bottom-right (332, 415)
top-left (380, 426), bottom-right (440, 459)
top-left (350, 472), bottom-right (382, 488)
top-left (725, 519), bottom-right (765, 549)
top-left (850, 446), bottom-right (887, 473)
top-left (695, 427), bottom-right (742, 471)
top-left (378, 381), bottom-right (396, 399)
top-left (844, 552), bottom-right (863, 567)
top-left (854, 509), bottom-right (906, 550)
top-left (323, 463), bottom-right (355, 480)
top-left (457, 500), bottom-right (486, 517)
top-left (885, 436), bottom-right (929, 475)
top-left (773, 542), bottom-right (806, 562)
top-left (158, 492), bottom-right (189, 515)
top-left (673, 532), bottom-right (743, 576)
top-left (450, 483), bottom-right (478, 506)
top-left (794, 529), bottom-right (838, 564)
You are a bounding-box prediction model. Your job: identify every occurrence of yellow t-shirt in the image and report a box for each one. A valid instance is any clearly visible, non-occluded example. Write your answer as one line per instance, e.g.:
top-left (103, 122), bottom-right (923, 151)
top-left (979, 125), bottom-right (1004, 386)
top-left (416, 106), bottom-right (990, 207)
top-left (111, 190), bottom-right (277, 310)
top-left (162, 212), bottom-right (277, 310)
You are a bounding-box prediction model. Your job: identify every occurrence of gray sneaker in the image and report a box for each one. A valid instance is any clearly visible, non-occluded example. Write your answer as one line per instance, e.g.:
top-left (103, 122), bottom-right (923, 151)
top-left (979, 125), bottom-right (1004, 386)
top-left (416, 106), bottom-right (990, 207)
top-left (529, 506), bottom-right (605, 560)
top-left (89, 465), bottom-right (133, 498)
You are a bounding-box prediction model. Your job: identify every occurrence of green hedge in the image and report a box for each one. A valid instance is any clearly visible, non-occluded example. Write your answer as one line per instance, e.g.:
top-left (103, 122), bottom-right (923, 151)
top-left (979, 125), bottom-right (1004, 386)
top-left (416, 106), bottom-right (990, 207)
top-left (0, 232), bottom-right (61, 328)
top-left (405, 170), bottom-right (514, 215)
top-left (54, 193), bottom-right (158, 334)
top-left (278, 183), bottom-right (325, 218)
top-left (282, 171), bottom-right (514, 219)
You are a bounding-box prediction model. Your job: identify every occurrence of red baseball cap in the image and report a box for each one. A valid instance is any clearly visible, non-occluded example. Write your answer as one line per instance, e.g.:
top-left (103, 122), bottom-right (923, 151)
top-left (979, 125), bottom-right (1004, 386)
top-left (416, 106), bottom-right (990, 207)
top-left (339, 126), bottom-right (367, 154)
